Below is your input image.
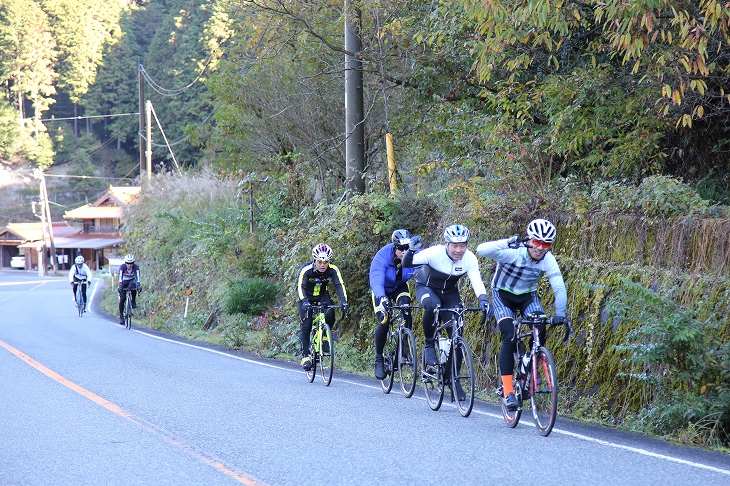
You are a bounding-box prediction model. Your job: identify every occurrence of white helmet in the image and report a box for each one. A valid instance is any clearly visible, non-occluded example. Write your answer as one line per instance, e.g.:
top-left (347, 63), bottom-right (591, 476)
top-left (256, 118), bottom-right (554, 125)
top-left (311, 243), bottom-right (333, 262)
top-left (443, 224), bottom-right (471, 243)
top-left (74, 255), bottom-right (85, 265)
top-left (526, 219), bottom-right (557, 243)
top-left (124, 254), bottom-right (135, 264)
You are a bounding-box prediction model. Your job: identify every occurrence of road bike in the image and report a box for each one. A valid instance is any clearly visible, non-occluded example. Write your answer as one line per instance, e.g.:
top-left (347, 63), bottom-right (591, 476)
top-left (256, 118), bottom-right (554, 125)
top-left (379, 303), bottom-right (420, 398)
top-left (121, 285), bottom-right (138, 330)
top-left (422, 304), bottom-right (486, 417)
top-left (304, 303), bottom-right (344, 386)
top-left (498, 312), bottom-right (569, 436)
top-left (74, 276), bottom-right (88, 317)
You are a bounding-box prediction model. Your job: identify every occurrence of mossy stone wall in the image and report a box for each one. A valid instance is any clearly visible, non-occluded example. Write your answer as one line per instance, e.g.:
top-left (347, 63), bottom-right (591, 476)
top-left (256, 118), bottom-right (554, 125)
top-left (466, 213), bottom-right (729, 422)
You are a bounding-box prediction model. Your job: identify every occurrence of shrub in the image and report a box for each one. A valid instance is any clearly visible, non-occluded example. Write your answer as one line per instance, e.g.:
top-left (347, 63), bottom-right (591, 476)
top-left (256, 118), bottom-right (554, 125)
top-left (224, 278), bottom-right (279, 315)
top-left (608, 277), bottom-right (730, 447)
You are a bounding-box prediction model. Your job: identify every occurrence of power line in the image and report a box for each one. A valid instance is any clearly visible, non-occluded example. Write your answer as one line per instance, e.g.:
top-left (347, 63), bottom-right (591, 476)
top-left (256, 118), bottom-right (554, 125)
top-left (39, 113), bottom-right (138, 122)
top-left (139, 54), bottom-right (214, 97)
top-left (138, 109), bottom-right (214, 147)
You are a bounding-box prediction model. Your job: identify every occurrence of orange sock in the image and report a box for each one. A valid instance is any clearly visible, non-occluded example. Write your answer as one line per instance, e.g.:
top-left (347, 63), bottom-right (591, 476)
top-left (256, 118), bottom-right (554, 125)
top-left (501, 375), bottom-right (514, 395)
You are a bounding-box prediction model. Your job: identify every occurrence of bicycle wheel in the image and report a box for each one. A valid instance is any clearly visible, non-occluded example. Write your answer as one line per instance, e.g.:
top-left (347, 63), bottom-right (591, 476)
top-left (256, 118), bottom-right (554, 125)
top-left (319, 323), bottom-right (334, 386)
top-left (452, 337), bottom-right (475, 417)
top-left (124, 295), bottom-right (132, 329)
top-left (398, 327), bottom-right (417, 398)
top-left (306, 330), bottom-right (317, 383)
top-left (76, 289), bottom-right (84, 317)
top-left (380, 331), bottom-right (395, 394)
top-left (422, 347), bottom-right (444, 411)
top-left (530, 346), bottom-right (558, 436)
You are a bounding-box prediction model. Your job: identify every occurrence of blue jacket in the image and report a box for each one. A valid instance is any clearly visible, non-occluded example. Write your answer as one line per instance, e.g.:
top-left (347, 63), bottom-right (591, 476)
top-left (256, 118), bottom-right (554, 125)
top-left (369, 243), bottom-right (416, 300)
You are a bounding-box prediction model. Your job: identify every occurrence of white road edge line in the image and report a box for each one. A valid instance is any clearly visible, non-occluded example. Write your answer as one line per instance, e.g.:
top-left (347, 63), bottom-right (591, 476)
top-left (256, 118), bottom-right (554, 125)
top-left (138, 329), bottom-right (729, 477)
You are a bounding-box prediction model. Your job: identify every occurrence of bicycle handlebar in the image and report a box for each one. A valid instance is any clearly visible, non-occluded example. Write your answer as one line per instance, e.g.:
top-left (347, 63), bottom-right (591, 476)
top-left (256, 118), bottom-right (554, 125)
top-left (515, 313), bottom-right (571, 343)
top-left (380, 303), bottom-right (422, 325)
top-left (384, 303), bottom-right (422, 311)
top-left (307, 303), bottom-right (343, 311)
top-left (434, 305), bottom-right (487, 327)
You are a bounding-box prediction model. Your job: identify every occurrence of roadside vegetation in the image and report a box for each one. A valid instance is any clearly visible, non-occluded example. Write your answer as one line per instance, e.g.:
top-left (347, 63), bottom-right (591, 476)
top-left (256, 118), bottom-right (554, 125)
top-left (101, 169), bottom-right (730, 452)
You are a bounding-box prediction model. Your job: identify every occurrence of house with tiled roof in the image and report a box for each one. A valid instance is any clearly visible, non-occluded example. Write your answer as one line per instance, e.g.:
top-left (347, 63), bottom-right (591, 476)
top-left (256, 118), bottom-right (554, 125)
top-left (0, 222), bottom-right (80, 270)
top-left (1, 186), bottom-right (140, 271)
top-left (60, 186), bottom-right (141, 269)
top-left (63, 186), bottom-right (141, 235)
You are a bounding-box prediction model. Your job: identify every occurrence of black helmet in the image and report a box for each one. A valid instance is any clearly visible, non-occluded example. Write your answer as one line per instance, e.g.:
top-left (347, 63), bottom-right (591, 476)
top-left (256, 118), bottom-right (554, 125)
top-left (391, 229), bottom-right (412, 246)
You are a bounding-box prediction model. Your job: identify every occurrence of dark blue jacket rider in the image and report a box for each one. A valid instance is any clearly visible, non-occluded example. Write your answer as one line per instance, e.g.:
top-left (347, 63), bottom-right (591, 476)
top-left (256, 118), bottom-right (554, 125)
top-left (369, 243), bottom-right (416, 301)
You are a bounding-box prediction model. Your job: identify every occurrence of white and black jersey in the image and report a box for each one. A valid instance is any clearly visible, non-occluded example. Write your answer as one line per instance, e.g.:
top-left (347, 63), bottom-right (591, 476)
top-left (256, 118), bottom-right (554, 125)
top-left (403, 244), bottom-right (486, 297)
top-left (476, 238), bottom-right (567, 316)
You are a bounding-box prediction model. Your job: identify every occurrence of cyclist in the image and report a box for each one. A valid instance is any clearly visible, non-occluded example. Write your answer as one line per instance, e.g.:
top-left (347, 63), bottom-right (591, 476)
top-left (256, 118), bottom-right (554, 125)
top-left (402, 224), bottom-right (490, 400)
top-left (476, 218), bottom-right (571, 411)
top-left (296, 243), bottom-right (349, 371)
top-left (69, 255), bottom-right (92, 312)
top-left (117, 254), bottom-right (141, 325)
top-left (369, 229), bottom-right (418, 380)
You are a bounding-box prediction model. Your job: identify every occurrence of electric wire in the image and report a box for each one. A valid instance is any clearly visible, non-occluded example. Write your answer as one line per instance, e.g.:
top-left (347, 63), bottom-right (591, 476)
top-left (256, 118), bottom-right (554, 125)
top-left (138, 109), bottom-right (214, 148)
top-left (39, 113), bottom-right (138, 122)
top-left (149, 103), bottom-right (181, 172)
top-left (139, 52), bottom-right (214, 97)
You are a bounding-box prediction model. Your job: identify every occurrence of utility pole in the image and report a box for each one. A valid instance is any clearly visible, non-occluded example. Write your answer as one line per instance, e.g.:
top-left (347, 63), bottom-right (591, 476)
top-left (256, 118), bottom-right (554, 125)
top-left (41, 175), bottom-right (57, 273)
top-left (344, 0), bottom-right (364, 201)
top-left (145, 100), bottom-right (152, 180)
top-left (33, 169), bottom-right (57, 274)
top-left (138, 62), bottom-right (145, 177)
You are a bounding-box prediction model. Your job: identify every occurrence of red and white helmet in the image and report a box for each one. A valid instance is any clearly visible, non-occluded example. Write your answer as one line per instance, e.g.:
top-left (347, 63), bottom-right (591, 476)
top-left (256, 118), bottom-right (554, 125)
top-left (311, 243), bottom-right (333, 262)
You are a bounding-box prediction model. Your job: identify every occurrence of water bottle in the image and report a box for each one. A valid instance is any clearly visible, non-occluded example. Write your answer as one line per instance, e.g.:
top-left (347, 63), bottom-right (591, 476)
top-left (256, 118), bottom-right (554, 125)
top-left (438, 337), bottom-right (451, 363)
top-left (519, 353), bottom-right (530, 375)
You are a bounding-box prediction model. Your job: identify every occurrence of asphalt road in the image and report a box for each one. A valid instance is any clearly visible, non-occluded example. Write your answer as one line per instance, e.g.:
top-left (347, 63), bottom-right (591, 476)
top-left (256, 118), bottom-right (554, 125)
top-left (0, 270), bottom-right (728, 485)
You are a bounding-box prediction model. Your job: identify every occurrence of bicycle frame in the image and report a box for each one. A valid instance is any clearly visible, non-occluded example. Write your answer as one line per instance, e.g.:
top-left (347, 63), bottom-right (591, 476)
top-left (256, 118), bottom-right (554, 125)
top-left (380, 303), bottom-right (420, 397)
top-left (74, 279), bottom-right (87, 316)
top-left (304, 303), bottom-right (342, 386)
top-left (122, 287), bottom-right (134, 329)
top-left (500, 312), bottom-right (560, 436)
top-left (422, 305), bottom-right (485, 417)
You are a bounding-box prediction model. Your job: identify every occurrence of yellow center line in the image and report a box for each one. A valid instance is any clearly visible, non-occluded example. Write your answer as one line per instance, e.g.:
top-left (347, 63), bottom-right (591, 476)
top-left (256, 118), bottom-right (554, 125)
top-left (0, 339), bottom-right (266, 486)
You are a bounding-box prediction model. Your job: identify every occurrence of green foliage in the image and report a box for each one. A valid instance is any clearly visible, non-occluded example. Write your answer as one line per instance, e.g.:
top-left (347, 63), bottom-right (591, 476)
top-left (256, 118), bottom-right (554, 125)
top-left (81, 7), bottom-right (141, 148)
top-left (42, 0), bottom-right (130, 103)
top-left (138, 0), bottom-right (228, 165)
top-left (66, 145), bottom-right (108, 196)
top-left (224, 277), bottom-right (279, 315)
top-left (444, 0), bottom-right (730, 188)
top-left (0, 99), bottom-right (18, 160)
top-left (608, 277), bottom-right (730, 446)
top-left (588, 175), bottom-right (711, 216)
top-left (0, 0), bottom-right (57, 115)
top-left (17, 126), bottom-right (55, 169)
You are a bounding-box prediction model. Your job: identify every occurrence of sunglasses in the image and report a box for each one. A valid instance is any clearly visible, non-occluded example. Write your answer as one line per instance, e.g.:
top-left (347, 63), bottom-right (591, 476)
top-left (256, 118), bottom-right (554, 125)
top-left (530, 239), bottom-right (552, 250)
top-left (315, 259), bottom-right (329, 265)
top-left (395, 244), bottom-right (409, 251)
